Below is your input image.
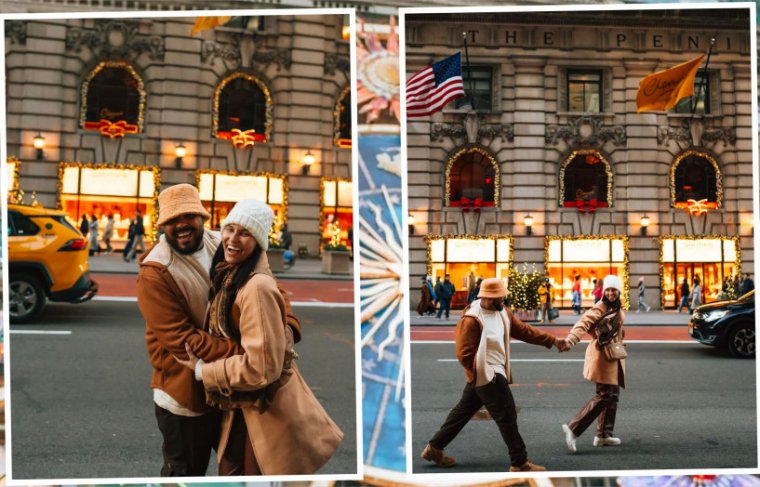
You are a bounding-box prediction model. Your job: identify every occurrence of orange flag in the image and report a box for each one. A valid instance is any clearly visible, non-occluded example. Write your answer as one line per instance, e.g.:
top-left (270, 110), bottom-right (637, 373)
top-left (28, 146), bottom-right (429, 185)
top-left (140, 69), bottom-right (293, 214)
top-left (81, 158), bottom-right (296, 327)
top-left (636, 54), bottom-right (705, 112)
top-left (191, 16), bottom-right (232, 36)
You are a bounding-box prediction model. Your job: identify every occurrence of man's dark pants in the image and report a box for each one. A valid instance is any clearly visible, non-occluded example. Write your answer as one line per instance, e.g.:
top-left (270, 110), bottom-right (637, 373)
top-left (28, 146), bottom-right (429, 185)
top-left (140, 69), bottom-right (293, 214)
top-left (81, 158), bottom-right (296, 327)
top-left (155, 405), bottom-right (221, 476)
top-left (437, 297), bottom-right (452, 319)
top-left (428, 374), bottom-right (527, 467)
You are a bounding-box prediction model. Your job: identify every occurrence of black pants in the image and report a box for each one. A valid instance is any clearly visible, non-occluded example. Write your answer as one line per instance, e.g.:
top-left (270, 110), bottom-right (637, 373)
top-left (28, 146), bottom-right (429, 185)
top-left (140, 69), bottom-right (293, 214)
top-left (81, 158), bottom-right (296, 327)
top-left (154, 404), bottom-right (220, 476)
top-left (567, 383), bottom-right (620, 438)
top-left (428, 374), bottom-right (527, 467)
top-left (437, 298), bottom-right (452, 319)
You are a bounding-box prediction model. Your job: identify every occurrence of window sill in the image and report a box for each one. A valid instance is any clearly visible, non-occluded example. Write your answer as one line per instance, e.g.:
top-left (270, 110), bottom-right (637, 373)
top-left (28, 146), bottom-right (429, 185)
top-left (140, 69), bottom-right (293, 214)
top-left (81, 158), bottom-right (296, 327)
top-left (556, 112), bottom-right (613, 117)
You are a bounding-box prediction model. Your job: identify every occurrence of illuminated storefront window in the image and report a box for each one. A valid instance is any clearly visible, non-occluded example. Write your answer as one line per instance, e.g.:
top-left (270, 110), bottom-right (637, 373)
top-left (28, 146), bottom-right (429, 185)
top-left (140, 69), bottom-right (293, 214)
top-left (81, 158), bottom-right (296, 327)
top-left (80, 61), bottom-right (145, 138)
top-left (660, 236), bottom-right (739, 308)
top-left (427, 235), bottom-right (513, 308)
top-left (213, 72), bottom-right (272, 144)
top-left (445, 146), bottom-right (499, 208)
top-left (334, 85), bottom-right (352, 148)
top-left (59, 162), bottom-right (159, 248)
top-left (545, 236), bottom-right (629, 309)
top-left (321, 177), bottom-right (353, 249)
top-left (196, 170), bottom-right (287, 231)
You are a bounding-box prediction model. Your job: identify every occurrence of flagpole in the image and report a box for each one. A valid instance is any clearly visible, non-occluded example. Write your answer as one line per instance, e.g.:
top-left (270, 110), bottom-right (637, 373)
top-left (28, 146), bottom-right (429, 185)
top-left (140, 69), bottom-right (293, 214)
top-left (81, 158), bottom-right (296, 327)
top-left (462, 31), bottom-right (475, 110)
top-left (691, 36), bottom-right (716, 117)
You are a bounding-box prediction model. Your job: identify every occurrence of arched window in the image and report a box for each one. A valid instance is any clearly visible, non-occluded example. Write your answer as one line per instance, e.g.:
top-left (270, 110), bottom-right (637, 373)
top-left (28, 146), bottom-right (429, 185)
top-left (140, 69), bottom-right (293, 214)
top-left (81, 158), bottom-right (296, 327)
top-left (81, 61), bottom-right (145, 137)
top-left (559, 150), bottom-right (612, 209)
top-left (671, 150), bottom-right (721, 209)
top-left (445, 146), bottom-right (498, 208)
top-left (214, 72), bottom-right (272, 144)
top-left (334, 86), bottom-right (351, 148)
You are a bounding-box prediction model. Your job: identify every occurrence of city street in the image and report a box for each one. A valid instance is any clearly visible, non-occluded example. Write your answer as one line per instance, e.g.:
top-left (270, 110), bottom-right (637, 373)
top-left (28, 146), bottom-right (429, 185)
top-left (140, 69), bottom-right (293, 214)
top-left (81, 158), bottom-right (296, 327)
top-left (9, 295), bottom-right (358, 480)
top-left (411, 329), bottom-right (757, 473)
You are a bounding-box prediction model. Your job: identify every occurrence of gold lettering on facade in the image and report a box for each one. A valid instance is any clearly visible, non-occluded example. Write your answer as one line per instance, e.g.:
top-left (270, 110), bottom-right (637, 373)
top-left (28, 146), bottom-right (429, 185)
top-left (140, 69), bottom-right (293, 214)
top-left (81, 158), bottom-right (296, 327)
top-left (100, 108), bottom-right (124, 120)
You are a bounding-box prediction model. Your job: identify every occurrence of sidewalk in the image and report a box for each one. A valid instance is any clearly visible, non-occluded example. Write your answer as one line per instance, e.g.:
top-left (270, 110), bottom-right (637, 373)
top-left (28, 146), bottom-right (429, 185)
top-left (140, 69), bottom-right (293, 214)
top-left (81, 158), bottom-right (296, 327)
top-left (87, 252), bottom-right (354, 281)
top-left (411, 309), bottom-right (692, 327)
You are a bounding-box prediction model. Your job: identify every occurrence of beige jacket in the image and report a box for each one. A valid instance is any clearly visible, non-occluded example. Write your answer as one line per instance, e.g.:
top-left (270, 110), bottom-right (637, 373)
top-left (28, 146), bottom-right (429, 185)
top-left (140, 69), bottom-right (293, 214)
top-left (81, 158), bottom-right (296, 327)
top-left (565, 302), bottom-right (626, 387)
top-left (200, 254), bottom-right (343, 475)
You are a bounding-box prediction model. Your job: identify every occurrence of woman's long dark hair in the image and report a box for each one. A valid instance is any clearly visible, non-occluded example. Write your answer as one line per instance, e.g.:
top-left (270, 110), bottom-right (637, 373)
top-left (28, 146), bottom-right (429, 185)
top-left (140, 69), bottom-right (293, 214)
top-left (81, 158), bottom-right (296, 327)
top-left (209, 242), bottom-right (263, 340)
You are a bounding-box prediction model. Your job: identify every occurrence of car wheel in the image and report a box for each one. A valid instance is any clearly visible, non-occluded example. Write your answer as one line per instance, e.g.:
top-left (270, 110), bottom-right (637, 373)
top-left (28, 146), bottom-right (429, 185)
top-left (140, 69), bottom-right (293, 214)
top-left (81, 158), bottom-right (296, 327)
top-left (9, 273), bottom-right (45, 324)
top-left (727, 322), bottom-right (755, 359)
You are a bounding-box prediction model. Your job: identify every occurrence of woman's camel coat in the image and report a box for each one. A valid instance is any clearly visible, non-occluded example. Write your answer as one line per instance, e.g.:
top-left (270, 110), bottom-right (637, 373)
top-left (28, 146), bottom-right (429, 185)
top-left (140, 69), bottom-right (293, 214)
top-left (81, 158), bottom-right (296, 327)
top-left (565, 301), bottom-right (626, 387)
top-left (200, 255), bottom-right (343, 475)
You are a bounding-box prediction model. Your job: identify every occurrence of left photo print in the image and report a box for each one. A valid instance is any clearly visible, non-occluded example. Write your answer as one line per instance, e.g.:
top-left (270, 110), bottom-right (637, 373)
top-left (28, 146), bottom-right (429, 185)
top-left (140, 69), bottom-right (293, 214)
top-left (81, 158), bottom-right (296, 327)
top-left (3, 10), bottom-right (360, 482)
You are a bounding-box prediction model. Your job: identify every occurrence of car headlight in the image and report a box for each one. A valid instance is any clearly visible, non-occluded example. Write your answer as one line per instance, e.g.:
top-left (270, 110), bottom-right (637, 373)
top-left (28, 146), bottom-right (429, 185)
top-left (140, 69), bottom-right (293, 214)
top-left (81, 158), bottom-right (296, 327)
top-left (703, 310), bottom-right (729, 322)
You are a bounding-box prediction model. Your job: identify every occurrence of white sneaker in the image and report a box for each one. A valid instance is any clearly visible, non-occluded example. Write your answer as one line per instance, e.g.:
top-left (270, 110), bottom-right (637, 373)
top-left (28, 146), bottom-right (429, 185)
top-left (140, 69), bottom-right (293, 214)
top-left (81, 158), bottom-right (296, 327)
top-left (562, 424), bottom-right (577, 453)
top-left (593, 436), bottom-right (622, 446)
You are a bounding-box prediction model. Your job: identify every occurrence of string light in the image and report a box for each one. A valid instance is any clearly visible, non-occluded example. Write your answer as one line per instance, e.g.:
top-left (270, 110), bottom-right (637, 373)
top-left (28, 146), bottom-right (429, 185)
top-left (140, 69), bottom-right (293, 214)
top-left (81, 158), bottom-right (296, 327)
top-left (444, 146), bottom-right (500, 207)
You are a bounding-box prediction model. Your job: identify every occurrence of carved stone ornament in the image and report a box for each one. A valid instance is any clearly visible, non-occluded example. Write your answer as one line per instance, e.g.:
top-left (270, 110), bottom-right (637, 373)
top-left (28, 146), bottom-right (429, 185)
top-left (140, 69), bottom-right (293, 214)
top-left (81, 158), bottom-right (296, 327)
top-left (658, 118), bottom-right (736, 148)
top-left (252, 48), bottom-right (292, 71)
top-left (325, 53), bottom-right (350, 76)
top-left (658, 119), bottom-right (691, 146)
top-left (431, 112), bottom-right (514, 145)
top-left (6, 21), bottom-right (27, 45)
top-left (66, 20), bottom-right (164, 61)
top-left (201, 38), bottom-right (241, 65)
top-left (545, 116), bottom-right (626, 147)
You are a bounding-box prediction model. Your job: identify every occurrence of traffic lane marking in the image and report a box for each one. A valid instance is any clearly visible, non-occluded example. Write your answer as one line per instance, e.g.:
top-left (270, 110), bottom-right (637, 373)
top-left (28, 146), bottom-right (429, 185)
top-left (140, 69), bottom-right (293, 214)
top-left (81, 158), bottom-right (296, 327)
top-left (93, 296), bottom-right (353, 307)
top-left (411, 325), bottom-right (691, 341)
top-left (437, 358), bottom-right (584, 362)
top-left (10, 330), bottom-right (72, 335)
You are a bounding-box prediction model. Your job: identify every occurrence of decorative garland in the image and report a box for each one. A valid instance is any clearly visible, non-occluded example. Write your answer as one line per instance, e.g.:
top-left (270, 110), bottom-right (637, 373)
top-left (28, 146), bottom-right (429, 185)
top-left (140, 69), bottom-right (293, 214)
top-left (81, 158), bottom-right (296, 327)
top-left (558, 148), bottom-right (613, 211)
top-left (80, 61), bottom-right (145, 136)
top-left (670, 149), bottom-right (722, 211)
top-left (334, 84), bottom-right (352, 148)
top-left (443, 145), bottom-right (500, 208)
top-left (213, 71), bottom-right (273, 145)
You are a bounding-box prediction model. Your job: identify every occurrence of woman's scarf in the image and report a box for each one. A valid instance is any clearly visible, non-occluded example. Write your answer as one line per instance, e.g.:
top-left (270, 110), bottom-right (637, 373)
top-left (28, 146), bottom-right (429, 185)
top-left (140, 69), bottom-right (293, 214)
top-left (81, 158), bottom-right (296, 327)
top-left (595, 298), bottom-right (622, 348)
top-left (208, 260), bottom-right (241, 341)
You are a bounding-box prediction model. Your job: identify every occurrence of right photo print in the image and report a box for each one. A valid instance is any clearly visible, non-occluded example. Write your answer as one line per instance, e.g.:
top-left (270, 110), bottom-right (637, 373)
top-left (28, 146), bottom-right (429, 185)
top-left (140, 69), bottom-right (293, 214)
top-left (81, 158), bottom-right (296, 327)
top-left (403, 4), bottom-right (757, 475)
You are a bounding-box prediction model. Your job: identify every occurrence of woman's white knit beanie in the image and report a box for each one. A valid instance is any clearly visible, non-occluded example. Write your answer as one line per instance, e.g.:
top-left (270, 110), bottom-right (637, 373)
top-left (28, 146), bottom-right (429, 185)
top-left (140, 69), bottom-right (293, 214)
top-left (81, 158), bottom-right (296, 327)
top-left (602, 274), bottom-right (623, 294)
top-left (221, 199), bottom-right (273, 251)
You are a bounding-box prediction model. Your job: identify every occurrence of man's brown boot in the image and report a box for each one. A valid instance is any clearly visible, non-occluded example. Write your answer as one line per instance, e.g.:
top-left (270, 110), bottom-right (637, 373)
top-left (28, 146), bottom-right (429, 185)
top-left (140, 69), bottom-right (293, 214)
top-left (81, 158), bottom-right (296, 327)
top-left (421, 444), bottom-right (457, 467)
top-left (509, 460), bottom-right (546, 472)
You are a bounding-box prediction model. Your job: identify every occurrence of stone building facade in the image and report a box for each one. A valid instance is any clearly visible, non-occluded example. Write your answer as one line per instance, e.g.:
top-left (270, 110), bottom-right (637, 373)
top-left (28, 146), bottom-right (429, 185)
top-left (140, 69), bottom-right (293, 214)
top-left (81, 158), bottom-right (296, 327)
top-left (5, 13), bottom-right (353, 254)
top-left (405, 8), bottom-right (754, 309)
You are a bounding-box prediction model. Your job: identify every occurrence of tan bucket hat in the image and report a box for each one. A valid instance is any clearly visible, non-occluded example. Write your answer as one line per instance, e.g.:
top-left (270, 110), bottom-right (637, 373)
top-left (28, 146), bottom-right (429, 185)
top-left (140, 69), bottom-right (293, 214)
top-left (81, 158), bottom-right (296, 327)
top-left (157, 183), bottom-right (211, 226)
top-left (478, 277), bottom-right (508, 299)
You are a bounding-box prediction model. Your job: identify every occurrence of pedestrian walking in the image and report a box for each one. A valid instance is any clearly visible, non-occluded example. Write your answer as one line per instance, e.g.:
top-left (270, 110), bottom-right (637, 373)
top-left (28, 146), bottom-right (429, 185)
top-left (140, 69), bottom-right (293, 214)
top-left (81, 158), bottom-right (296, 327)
top-left (559, 274), bottom-right (626, 453)
top-left (677, 278), bottom-right (690, 313)
top-left (592, 279), bottom-right (603, 304)
top-left (174, 199), bottom-right (342, 475)
top-left (417, 276), bottom-right (436, 316)
top-left (689, 277), bottom-right (702, 313)
top-left (435, 274), bottom-right (455, 319)
top-left (122, 218), bottom-right (136, 261)
top-left (126, 209), bottom-right (146, 262)
top-left (103, 214), bottom-right (115, 253)
top-left (88, 214), bottom-right (100, 256)
top-left (420, 277), bottom-right (562, 472)
top-left (538, 278), bottom-right (555, 324)
top-left (79, 213), bottom-right (90, 236)
top-left (572, 275), bottom-right (582, 315)
top-left (636, 277), bottom-right (651, 313)
top-left (433, 276), bottom-right (442, 312)
top-left (466, 271), bottom-right (477, 305)
top-left (740, 273), bottom-right (754, 295)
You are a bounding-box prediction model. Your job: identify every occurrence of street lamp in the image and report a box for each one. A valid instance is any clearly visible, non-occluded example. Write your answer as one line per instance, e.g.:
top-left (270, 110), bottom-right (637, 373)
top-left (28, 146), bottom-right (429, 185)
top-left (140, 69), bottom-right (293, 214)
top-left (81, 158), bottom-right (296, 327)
top-left (640, 214), bottom-right (650, 236)
top-left (174, 143), bottom-right (187, 168)
top-left (408, 212), bottom-right (415, 235)
top-left (302, 150), bottom-right (315, 175)
top-left (33, 132), bottom-right (45, 160)
top-left (524, 213), bottom-right (533, 236)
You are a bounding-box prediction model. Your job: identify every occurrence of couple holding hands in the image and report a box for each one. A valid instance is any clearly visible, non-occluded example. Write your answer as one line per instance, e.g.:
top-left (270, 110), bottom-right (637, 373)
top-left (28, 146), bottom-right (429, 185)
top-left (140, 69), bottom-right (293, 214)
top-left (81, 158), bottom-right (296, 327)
top-left (421, 275), bottom-right (626, 472)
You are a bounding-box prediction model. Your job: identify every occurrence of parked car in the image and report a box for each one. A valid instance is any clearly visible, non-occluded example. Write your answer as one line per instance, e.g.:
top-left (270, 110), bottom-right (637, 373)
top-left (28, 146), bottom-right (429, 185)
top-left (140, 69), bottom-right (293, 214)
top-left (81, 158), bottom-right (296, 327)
top-left (8, 203), bottom-right (98, 323)
top-left (688, 290), bottom-right (755, 358)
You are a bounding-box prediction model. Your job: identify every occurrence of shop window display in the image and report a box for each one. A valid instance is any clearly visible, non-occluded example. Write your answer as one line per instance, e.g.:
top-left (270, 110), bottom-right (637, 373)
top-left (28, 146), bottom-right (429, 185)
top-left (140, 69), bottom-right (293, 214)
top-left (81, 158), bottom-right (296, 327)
top-left (214, 72), bottom-right (271, 143)
top-left (321, 178), bottom-right (353, 250)
top-left (672, 151), bottom-right (721, 209)
top-left (660, 237), bottom-right (738, 308)
top-left (59, 163), bottom-right (158, 249)
top-left (445, 147), bottom-right (498, 208)
top-left (81, 62), bottom-right (144, 135)
top-left (335, 85), bottom-right (352, 148)
top-left (197, 170), bottom-right (286, 232)
top-left (560, 150), bottom-right (611, 210)
top-left (427, 235), bottom-right (512, 309)
top-left (545, 236), bottom-right (629, 309)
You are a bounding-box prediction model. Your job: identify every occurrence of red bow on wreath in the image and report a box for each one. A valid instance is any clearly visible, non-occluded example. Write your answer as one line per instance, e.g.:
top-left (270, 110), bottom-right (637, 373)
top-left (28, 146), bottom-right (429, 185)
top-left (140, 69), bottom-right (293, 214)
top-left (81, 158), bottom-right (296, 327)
top-left (576, 198), bottom-right (599, 213)
top-left (460, 197), bottom-right (483, 213)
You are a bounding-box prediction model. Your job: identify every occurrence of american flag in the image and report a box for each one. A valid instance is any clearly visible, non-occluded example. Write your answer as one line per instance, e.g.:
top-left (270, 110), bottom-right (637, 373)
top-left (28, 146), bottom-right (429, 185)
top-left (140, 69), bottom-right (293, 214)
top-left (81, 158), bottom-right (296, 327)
top-left (406, 52), bottom-right (466, 118)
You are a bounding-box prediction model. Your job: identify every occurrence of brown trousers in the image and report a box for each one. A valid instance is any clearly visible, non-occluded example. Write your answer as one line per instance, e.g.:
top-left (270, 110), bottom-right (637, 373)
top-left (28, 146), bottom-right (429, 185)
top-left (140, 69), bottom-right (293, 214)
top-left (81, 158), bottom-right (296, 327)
top-left (567, 382), bottom-right (620, 438)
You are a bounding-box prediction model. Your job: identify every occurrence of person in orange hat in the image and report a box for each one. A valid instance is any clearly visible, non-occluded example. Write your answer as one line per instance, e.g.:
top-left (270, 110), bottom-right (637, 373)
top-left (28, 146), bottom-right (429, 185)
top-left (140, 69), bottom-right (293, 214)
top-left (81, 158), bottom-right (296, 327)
top-left (421, 277), bottom-right (565, 472)
top-left (137, 183), bottom-right (301, 477)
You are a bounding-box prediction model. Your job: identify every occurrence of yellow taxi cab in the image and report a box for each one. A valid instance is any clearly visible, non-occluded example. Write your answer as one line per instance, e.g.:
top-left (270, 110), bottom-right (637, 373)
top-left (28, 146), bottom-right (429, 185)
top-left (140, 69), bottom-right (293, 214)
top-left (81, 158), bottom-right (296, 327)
top-left (8, 203), bottom-right (98, 323)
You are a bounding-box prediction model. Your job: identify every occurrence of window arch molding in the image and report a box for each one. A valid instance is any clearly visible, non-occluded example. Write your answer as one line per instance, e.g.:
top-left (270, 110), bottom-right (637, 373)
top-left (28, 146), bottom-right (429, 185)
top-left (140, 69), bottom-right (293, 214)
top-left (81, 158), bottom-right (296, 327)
top-left (334, 84), bottom-right (351, 148)
top-left (213, 71), bottom-right (273, 143)
top-left (669, 149), bottom-right (723, 209)
top-left (80, 61), bottom-right (146, 135)
top-left (558, 148), bottom-right (613, 209)
top-left (444, 145), bottom-right (500, 208)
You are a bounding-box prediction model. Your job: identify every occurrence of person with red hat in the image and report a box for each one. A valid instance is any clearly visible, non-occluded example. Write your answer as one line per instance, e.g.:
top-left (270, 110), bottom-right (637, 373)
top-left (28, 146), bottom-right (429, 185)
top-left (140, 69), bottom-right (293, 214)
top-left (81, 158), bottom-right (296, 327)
top-left (421, 277), bottom-right (565, 472)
